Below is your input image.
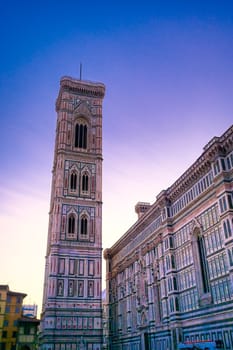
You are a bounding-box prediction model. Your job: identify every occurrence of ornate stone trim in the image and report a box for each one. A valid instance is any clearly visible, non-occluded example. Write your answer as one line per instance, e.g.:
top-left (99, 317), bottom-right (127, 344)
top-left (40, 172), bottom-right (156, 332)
top-left (56, 77), bottom-right (105, 111)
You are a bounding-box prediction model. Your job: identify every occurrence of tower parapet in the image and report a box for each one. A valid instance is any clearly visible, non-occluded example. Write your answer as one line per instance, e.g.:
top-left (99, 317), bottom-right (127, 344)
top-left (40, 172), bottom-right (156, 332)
top-left (135, 202), bottom-right (151, 219)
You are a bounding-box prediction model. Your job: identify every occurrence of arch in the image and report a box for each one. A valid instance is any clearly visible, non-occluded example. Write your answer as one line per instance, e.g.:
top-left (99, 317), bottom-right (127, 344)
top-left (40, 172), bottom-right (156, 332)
top-left (81, 215), bottom-right (88, 235)
top-left (82, 173), bottom-right (89, 192)
top-left (223, 219), bottom-right (232, 239)
top-left (173, 276), bottom-right (177, 290)
top-left (175, 296), bottom-right (180, 311)
top-left (79, 211), bottom-right (90, 240)
top-left (68, 214), bottom-right (75, 234)
top-left (191, 223), bottom-right (210, 297)
top-left (81, 167), bottom-right (91, 196)
top-left (171, 254), bottom-right (176, 269)
top-left (67, 210), bottom-right (78, 239)
top-left (74, 101), bottom-right (91, 118)
top-left (67, 165), bottom-right (79, 195)
top-left (70, 172), bottom-right (77, 191)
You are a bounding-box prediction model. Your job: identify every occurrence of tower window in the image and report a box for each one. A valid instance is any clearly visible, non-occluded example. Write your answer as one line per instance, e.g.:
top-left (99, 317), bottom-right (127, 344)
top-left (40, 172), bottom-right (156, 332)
top-left (70, 172), bottom-right (77, 191)
top-left (68, 215), bottom-right (75, 234)
top-left (81, 216), bottom-right (88, 235)
top-left (82, 173), bottom-right (89, 192)
top-left (75, 123), bottom-right (87, 149)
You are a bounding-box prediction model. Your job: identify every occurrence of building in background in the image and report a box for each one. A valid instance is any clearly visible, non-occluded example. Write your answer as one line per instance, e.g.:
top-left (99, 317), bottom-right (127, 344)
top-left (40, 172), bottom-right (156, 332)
top-left (17, 316), bottom-right (40, 350)
top-left (40, 76), bottom-right (105, 350)
top-left (104, 125), bottom-right (233, 350)
top-left (0, 285), bottom-right (26, 350)
top-left (0, 286), bottom-right (8, 348)
top-left (22, 306), bottom-right (37, 319)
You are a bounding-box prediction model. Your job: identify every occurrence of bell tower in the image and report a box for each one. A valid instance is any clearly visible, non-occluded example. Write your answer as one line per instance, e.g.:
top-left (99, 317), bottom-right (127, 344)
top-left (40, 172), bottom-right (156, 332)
top-left (40, 76), bottom-right (105, 350)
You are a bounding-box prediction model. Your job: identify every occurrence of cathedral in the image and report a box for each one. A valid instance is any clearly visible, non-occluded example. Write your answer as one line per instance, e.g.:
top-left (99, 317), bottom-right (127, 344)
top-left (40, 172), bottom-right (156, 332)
top-left (104, 125), bottom-right (233, 350)
top-left (40, 76), bottom-right (105, 350)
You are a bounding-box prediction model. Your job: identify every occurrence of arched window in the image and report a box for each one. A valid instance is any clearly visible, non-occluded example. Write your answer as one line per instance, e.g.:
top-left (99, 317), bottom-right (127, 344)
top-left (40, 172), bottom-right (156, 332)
top-left (197, 235), bottom-right (209, 293)
top-left (171, 255), bottom-right (176, 269)
top-left (175, 297), bottom-right (180, 311)
top-left (223, 219), bottom-right (232, 239)
top-left (75, 122), bottom-right (87, 149)
top-left (82, 173), bottom-right (89, 192)
top-left (68, 215), bottom-right (75, 234)
top-left (70, 172), bottom-right (77, 191)
top-left (173, 276), bottom-right (177, 290)
top-left (191, 224), bottom-right (211, 303)
top-left (81, 216), bottom-right (88, 235)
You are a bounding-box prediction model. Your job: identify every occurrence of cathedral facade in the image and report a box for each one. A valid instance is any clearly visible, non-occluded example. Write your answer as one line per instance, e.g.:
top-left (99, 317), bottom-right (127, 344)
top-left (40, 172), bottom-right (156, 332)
top-left (104, 125), bottom-right (233, 350)
top-left (40, 77), bottom-right (105, 350)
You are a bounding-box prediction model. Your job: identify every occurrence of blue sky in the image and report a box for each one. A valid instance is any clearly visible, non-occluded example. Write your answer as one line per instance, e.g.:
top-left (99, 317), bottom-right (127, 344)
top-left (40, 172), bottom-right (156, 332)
top-left (0, 1), bottom-right (233, 314)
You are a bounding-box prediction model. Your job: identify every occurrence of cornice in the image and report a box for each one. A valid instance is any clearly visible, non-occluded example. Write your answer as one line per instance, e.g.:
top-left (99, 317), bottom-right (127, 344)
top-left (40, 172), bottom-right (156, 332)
top-left (110, 233), bottom-right (163, 275)
top-left (167, 155), bottom-right (211, 202)
top-left (167, 125), bottom-right (233, 202)
top-left (108, 205), bottom-right (161, 258)
top-left (56, 76), bottom-right (105, 111)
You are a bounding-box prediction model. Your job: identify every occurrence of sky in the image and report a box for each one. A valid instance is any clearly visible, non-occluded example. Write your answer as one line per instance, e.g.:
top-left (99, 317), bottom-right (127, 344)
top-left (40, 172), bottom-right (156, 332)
top-left (0, 1), bottom-right (233, 316)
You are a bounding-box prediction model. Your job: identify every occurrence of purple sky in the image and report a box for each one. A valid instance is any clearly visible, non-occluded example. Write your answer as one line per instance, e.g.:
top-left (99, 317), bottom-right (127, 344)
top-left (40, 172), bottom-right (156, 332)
top-left (0, 1), bottom-right (233, 314)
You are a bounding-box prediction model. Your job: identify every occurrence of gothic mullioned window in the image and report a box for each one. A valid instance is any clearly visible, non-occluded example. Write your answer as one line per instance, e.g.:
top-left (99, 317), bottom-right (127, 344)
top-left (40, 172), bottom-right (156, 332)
top-left (75, 122), bottom-right (87, 149)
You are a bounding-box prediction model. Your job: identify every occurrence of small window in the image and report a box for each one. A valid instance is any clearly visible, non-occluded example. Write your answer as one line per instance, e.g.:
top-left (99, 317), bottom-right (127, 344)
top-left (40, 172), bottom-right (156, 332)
top-left (70, 172), bottom-right (77, 191)
top-left (173, 277), bottom-right (177, 290)
top-left (68, 215), bottom-right (75, 234)
top-left (171, 255), bottom-right (176, 269)
top-left (213, 160), bottom-right (221, 176)
top-left (12, 331), bottom-right (17, 338)
top-left (175, 297), bottom-right (180, 311)
top-left (82, 173), bottom-right (89, 192)
top-left (228, 194), bottom-right (233, 209)
top-left (81, 216), bottom-right (88, 235)
top-left (2, 331), bottom-right (7, 338)
top-left (5, 306), bottom-right (10, 313)
top-left (228, 249), bottom-right (233, 266)
top-left (223, 219), bottom-right (232, 239)
top-left (221, 158), bottom-right (226, 171)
